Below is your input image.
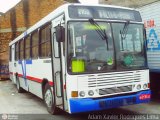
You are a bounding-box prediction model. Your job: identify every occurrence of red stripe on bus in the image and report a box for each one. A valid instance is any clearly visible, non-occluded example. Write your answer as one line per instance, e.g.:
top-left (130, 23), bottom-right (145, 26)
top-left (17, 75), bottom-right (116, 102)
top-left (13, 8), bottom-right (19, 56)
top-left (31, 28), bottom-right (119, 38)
top-left (17, 73), bottom-right (54, 86)
top-left (49, 82), bottom-right (54, 86)
top-left (26, 75), bottom-right (43, 83)
top-left (18, 74), bottom-right (23, 77)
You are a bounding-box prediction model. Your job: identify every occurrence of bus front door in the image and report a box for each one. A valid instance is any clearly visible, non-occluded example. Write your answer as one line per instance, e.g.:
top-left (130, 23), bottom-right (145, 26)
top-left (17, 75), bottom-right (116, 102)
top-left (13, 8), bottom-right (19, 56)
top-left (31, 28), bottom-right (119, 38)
top-left (52, 26), bottom-right (64, 110)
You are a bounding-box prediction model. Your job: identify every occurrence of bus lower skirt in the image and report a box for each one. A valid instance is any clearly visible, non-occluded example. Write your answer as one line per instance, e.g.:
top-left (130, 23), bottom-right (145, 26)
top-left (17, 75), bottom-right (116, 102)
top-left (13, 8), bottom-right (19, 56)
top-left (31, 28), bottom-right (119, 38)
top-left (69, 90), bottom-right (151, 114)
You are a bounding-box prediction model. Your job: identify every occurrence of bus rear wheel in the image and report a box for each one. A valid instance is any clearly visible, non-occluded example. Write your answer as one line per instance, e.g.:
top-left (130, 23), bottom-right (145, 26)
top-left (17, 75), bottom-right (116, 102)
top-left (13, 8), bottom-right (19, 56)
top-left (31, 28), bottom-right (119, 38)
top-left (44, 83), bottom-right (59, 114)
top-left (16, 76), bottom-right (24, 93)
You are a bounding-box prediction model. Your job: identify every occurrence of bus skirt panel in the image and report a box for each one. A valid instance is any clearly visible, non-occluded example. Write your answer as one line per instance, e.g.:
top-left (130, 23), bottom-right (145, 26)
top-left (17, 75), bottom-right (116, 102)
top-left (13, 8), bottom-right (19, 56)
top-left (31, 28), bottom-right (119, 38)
top-left (69, 90), bottom-right (151, 113)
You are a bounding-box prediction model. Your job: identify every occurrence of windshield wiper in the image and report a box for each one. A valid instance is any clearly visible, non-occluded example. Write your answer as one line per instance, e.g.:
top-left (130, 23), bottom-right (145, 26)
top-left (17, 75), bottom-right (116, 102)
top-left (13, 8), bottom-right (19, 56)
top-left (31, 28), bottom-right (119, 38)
top-left (88, 18), bottom-right (109, 50)
top-left (120, 20), bottom-right (130, 51)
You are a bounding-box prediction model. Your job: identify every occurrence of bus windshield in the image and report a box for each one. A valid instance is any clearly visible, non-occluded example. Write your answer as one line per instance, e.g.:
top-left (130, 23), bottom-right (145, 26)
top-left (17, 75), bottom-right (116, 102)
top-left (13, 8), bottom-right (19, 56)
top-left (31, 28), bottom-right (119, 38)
top-left (112, 23), bottom-right (146, 70)
top-left (67, 21), bottom-right (146, 74)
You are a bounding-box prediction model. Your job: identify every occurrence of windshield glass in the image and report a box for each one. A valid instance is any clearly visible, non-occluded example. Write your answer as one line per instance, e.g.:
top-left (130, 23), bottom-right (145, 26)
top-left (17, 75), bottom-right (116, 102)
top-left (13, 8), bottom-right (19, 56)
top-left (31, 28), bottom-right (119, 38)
top-left (112, 23), bottom-right (146, 70)
top-left (67, 21), bottom-right (146, 74)
top-left (68, 21), bottom-right (115, 73)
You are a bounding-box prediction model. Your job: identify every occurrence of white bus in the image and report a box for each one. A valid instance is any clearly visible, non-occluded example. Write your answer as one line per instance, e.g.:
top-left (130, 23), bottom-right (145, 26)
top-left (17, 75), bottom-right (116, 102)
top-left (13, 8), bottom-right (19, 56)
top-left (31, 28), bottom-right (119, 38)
top-left (9, 3), bottom-right (151, 114)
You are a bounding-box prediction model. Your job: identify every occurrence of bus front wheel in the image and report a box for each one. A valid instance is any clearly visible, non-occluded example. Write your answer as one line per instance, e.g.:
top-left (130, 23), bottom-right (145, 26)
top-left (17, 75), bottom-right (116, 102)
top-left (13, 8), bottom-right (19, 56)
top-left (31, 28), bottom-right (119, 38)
top-left (44, 83), bottom-right (58, 114)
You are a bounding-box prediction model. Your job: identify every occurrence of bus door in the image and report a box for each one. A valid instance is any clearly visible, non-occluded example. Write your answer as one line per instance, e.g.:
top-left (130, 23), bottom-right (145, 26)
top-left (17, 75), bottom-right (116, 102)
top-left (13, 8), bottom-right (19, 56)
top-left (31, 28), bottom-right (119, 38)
top-left (51, 18), bottom-right (64, 109)
top-left (10, 44), bottom-right (16, 83)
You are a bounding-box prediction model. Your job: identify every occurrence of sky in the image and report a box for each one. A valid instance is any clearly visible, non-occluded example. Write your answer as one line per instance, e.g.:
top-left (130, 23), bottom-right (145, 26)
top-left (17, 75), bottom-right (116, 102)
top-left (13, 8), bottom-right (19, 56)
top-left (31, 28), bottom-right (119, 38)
top-left (0, 0), bottom-right (21, 14)
top-left (79, 0), bottom-right (99, 4)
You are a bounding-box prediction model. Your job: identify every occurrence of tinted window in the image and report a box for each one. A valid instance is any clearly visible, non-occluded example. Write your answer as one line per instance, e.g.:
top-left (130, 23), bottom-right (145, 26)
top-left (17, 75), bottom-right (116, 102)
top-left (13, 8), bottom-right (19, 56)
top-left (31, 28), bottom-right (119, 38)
top-left (39, 25), bottom-right (51, 58)
top-left (25, 36), bottom-right (31, 59)
top-left (20, 39), bottom-right (24, 60)
top-left (31, 31), bottom-right (39, 59)
top-left (15, 42), bottom-right (19, 61)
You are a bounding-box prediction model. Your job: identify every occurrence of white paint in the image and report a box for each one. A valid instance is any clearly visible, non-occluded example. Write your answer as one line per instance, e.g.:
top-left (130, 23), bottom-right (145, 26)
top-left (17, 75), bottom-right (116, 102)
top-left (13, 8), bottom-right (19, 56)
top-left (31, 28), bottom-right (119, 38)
top-left (0, 0), bottom-right (21, 13)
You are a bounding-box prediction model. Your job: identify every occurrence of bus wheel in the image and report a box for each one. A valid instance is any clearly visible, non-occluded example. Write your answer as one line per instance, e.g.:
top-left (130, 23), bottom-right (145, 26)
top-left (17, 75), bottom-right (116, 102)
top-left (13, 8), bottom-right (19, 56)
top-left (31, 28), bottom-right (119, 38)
top-left (16, 76), bottom-right (23, 93)
top-left (44, 83), bottom-right (58, 114)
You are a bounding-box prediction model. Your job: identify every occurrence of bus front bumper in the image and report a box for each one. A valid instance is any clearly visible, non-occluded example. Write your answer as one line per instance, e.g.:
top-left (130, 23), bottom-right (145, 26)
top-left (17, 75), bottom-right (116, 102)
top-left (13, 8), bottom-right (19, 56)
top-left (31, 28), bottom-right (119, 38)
top-left (69, 90), bottom-right (151, 113)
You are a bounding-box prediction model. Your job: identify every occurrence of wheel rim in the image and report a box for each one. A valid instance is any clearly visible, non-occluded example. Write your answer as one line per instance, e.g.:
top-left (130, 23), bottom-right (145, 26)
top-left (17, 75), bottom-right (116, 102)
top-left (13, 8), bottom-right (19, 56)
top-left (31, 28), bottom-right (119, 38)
top-left (45, 89), bottom-right (53, 108)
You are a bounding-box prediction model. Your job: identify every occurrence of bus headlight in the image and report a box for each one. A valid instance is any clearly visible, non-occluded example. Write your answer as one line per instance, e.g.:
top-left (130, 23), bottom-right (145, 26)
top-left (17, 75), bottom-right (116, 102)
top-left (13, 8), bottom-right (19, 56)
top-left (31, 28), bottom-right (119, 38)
top-left (88, 90), bottom-right (94, 96)
top-left (143, 84), bottom-right (148, 89)
top-left (137, 84), bottom-right (141, 90)
top-left (79, 91), bottom-right (85, 97)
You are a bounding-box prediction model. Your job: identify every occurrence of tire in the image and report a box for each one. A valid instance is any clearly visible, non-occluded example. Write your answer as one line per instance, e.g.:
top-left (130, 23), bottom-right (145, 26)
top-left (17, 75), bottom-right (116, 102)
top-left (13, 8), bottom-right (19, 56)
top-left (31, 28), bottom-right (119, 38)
top-left (44, 83), bottom-right (59, 114)
top-left (16, 76), bottom-right (24, 93)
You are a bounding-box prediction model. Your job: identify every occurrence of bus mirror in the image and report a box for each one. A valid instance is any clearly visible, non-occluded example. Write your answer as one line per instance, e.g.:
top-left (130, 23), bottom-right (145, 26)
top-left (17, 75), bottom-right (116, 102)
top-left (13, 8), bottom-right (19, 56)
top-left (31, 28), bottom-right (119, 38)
top-left (56, 26), bottom-right (65, 42)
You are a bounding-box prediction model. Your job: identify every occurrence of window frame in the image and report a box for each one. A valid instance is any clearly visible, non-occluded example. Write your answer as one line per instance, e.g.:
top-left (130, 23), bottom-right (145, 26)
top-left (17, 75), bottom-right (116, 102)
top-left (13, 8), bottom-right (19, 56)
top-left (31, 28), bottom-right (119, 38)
top-left (15, 42), bottom-right (20, 61)
top-left (19, 39), bottom-right (25, 60)
top-left (39, 23), bottom-right (51, 58)
top-left (9, 46), bottom-right (12, 62)
top-left (24, 35), bottom-right (31, 60)
top-left (31, 30), bottom-right (40, 59)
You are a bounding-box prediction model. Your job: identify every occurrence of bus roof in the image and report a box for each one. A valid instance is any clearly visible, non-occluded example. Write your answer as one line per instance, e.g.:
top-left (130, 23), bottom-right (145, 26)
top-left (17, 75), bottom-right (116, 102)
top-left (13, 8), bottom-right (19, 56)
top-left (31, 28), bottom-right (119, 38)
top-left (9, 3), bottom-right (138, 45)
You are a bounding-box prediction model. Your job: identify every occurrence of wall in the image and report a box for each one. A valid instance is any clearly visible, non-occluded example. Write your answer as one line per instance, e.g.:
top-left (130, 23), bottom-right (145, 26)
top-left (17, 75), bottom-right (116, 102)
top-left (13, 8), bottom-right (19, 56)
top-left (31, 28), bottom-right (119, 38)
top-left (138, 1), bottom-right (160, 70)
top-left (0, 0), bottom-right (65, 79)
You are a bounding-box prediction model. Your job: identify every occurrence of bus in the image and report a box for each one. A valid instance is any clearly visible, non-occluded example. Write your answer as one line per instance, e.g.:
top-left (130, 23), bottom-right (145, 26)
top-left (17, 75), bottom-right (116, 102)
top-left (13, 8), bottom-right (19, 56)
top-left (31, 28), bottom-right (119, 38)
top-left (9, 3), bottom-right (151, 114)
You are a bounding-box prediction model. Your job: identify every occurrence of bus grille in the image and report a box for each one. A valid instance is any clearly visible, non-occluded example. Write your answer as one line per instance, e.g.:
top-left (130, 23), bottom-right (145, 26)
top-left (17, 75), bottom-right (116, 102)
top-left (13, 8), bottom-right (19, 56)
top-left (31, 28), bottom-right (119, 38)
top-left (78, 71), bottom-right (141, 95)
top-left (99, 85), bottom-right (132, 95)
top-left (87, 71), bottom-right (141, 88)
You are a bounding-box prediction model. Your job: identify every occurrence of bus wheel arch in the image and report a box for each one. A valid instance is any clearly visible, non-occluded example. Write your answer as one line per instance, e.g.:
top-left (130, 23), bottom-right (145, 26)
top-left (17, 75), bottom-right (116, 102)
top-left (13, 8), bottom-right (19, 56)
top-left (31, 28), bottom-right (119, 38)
top-left (15, 73), bottom-right (24, 93)
top-left (42, 79), bottom-right (49, 97)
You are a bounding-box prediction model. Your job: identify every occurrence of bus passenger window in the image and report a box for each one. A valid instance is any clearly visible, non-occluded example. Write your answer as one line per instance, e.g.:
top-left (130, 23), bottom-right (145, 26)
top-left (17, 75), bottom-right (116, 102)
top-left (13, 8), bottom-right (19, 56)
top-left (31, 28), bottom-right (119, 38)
top-left (40, 25), bottom-right (51, 58)
top-left (20, 39), bottom-right (24, 60)
top-left (25, 36), bottom-right (31, 59)
top-left (9, 46), bottom-right (12, 62)
top-left (31, 31), bottom-right (39, 59)
top-left (15, 42), bottom-right (19, 61)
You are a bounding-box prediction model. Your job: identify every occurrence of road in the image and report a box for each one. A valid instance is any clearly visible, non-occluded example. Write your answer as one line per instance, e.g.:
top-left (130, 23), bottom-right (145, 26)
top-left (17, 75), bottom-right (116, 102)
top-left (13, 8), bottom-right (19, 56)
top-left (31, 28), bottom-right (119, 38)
top-left (0, 80), bottom-right (160, 120)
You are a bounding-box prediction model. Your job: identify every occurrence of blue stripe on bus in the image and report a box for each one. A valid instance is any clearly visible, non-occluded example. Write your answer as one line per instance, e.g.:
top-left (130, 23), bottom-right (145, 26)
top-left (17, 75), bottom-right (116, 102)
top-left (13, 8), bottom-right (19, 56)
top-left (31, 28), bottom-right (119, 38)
top-left (69, 90), bottom-right (151, 113)
top-left (18, 60), bottom-right (32, 64)
top-left (18, 60), bottom-right (32, 87)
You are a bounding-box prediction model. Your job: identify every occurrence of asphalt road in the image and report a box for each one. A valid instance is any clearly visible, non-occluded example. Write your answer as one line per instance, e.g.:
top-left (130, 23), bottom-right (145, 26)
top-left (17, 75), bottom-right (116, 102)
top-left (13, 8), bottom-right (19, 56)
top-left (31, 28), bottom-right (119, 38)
top-left (0, 80), bottom-right (160, 120)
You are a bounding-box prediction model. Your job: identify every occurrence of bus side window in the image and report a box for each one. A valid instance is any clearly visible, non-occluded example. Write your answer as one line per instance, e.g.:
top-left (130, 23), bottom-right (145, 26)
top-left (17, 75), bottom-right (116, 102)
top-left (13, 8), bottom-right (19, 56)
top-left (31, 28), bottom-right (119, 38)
top-left (25, 35), bottom-right (31, 60)
top-left (9, 46), bottom-right (12, 62)
top-left (39, 24), bottom-right (51, 58)
top-left (15, 42), bottom-right (19, 61)
top-left (31, 30), bottom-right (39, 59)
top-left (19, 39), bottom-right (24, 60)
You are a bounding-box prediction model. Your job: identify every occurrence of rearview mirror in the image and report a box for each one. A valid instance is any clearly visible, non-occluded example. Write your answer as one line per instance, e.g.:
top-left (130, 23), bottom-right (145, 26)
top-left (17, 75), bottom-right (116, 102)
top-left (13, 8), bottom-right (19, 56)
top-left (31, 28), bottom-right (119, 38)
top-left (56, 25), bottom-right (65, 42)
